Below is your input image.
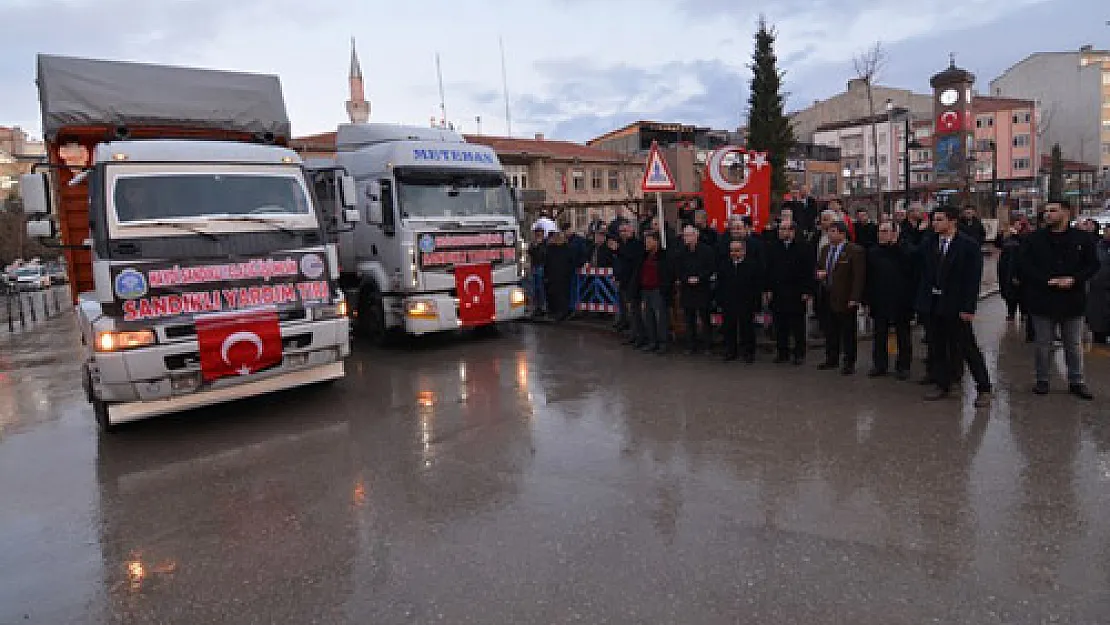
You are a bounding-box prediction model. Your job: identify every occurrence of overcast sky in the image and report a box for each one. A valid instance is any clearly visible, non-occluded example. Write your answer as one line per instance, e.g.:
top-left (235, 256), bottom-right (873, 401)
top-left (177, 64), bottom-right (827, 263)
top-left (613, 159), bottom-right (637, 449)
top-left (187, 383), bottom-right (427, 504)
top-left (1, 0), bottom-right (1106, 143)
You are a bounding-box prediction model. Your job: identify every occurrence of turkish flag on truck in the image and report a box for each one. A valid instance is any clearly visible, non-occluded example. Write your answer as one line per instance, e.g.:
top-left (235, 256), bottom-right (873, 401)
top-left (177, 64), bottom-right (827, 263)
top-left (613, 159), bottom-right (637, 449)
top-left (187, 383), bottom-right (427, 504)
top-left (195, 309), bottom-right (283, 382)
top-left (455, 263), bottom-right (495, 327)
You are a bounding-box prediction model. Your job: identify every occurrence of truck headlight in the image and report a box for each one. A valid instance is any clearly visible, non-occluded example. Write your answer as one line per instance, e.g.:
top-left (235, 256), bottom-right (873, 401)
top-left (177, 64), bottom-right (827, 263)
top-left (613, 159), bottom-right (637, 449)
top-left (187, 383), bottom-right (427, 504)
top-left (510, 287), bottom-right (526, 308)
top-left (314, 299), bottom-right (349, 320)
top-left (95, 329), bottom-right (156, 352)
top-left (405, 299), bottom-right (438, 319)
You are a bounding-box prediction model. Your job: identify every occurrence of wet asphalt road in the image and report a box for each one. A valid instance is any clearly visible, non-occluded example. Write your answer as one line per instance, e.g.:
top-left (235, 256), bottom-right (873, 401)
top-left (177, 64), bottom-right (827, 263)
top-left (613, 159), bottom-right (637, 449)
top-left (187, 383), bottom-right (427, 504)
top-left (1, 298), bottom-right (1109, 624)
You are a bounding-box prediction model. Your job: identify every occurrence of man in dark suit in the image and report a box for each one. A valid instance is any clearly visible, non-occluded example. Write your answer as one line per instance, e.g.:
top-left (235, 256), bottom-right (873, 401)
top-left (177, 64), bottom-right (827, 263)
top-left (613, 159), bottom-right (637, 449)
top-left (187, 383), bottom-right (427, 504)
top-left (817, 221), bottom-right (867, 374)
top-left (916, 206), bottom-right (992, 406)
top-left (864, 221), bottom-right (917, 379)
top-left (717, 238), bottom-right (764, 362)
top-left (765, 220), bottom-right (816, 365)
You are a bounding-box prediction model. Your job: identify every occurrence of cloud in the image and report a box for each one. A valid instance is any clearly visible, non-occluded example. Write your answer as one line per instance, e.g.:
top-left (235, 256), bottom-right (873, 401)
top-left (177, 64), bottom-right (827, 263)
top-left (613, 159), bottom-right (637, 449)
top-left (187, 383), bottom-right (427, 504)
top-left (0, 0), bottom-right (1096, 148)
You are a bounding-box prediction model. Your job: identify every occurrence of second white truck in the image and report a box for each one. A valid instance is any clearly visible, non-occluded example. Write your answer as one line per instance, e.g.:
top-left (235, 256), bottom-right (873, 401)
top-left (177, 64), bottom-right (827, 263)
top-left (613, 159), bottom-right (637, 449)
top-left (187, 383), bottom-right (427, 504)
top-left (309, 123), bottom-right (527, 343)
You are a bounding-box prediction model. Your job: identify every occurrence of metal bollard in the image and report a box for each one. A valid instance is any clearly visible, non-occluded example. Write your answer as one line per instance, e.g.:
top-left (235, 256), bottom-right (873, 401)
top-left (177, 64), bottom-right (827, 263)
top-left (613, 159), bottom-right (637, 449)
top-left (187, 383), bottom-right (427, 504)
top-left (28, 293), bottom-right (36, 323)
top-left (5, 295), bottom-right (12, 333)
top-left (18, 294), bottom-right (25, 328)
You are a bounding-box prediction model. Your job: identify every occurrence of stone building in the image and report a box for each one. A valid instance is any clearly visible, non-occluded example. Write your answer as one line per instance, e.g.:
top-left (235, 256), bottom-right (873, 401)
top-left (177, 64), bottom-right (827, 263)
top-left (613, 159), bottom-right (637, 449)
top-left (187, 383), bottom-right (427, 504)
top-left (789, 78), bottom-right (933, 143)
top-left (990, 45), bottom-right (1110, 180)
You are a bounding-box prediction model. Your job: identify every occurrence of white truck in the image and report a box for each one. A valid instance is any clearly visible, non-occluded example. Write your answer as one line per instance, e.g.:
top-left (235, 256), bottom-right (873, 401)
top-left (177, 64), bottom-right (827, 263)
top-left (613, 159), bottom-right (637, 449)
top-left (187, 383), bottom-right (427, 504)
top-left (22, 54), bottom-right (358, 431)
top-left (307, 123), bottom-right (526, 343)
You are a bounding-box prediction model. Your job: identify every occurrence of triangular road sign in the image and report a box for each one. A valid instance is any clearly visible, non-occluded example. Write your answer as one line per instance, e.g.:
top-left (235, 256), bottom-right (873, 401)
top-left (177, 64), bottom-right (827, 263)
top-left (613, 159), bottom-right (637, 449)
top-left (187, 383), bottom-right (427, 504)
top-left (641, 141), bottom-right (676, 192)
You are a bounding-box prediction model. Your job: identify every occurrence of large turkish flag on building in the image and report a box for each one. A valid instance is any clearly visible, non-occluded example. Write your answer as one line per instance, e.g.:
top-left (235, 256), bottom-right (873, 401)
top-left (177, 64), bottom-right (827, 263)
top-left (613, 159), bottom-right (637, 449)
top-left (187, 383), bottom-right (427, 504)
top-left (455, 263), bottom-right (495, 327)
top-left (195, 309), bottom-right (283, 382)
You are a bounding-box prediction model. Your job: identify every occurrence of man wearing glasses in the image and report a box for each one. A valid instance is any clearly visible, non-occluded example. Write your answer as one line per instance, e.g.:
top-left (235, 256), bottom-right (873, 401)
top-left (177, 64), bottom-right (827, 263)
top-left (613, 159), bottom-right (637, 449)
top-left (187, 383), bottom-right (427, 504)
top-left (1018, 200), bottom-right (1100, 400)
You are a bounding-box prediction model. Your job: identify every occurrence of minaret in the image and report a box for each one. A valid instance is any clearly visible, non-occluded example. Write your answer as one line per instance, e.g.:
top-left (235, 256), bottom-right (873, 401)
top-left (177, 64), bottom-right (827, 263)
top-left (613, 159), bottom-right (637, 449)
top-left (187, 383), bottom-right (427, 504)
top-left (346, 38), bottom-right (370, 124)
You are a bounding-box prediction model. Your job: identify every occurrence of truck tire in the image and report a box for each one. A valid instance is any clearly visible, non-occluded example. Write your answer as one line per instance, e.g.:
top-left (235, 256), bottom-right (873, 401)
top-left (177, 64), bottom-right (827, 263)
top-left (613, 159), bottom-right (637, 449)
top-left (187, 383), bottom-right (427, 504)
top-left (92, 398), bottom-right (119, 434)
top-left (356, 288), bottom-right (388, 346)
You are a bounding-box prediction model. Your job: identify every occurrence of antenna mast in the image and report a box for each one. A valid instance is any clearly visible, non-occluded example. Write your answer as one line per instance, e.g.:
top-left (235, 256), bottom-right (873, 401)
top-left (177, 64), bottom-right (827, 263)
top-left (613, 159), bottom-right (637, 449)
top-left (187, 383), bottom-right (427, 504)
top-left (500, 36), bottom-right (512, 137)
top-left (435, 52), bottom-right (448, 128)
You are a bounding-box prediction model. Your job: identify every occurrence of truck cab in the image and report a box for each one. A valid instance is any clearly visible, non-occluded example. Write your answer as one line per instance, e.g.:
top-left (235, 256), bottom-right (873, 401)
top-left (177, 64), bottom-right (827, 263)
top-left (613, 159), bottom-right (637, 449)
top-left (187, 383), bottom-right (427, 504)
top-left (22, 54), bottom-right (358, 431)
top-left (311, 124), bottom-right (526, 343)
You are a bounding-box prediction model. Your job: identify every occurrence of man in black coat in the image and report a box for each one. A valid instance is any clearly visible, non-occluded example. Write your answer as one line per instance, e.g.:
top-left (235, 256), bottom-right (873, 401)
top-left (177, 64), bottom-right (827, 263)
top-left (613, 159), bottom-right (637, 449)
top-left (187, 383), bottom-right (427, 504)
top-left (1018, 200), bottom-right (1100, 399)
top-left (613, 222), bottom-right (646, 343)
top-left (674, 225), bottom-right (716, 354)
top-left (916, 206), bottom-right (991, 406)
top-left (864, 222), bottom-right (916, 379)
top-left (717, 238), bottom-right (764, 362)
top-left (958, 205), bottom-right (987, 247)
top-left (716, 215), bottom-right (766, 273)
top-left (543, 231), bottom-right (577, 322)
top-left (854, 207), bottom-right (879, 249)
top-left (764, 220), bottom-right (816, 365)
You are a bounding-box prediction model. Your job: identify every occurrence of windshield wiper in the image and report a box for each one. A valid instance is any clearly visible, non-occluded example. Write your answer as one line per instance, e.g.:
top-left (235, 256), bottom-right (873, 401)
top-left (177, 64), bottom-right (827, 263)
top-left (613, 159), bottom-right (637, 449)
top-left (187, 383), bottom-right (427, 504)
top-left (206, 215), bottom-right (299, 237)
top-left (119, 220), bottom-right (219, 241)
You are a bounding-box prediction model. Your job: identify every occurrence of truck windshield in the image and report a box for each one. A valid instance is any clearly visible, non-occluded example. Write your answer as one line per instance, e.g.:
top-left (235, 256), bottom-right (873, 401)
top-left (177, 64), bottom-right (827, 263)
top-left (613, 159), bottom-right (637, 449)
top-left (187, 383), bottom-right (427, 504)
top-left (395, 170), bottom-right (513, 219)
top-left (112, 172), bottom-right (313, 223)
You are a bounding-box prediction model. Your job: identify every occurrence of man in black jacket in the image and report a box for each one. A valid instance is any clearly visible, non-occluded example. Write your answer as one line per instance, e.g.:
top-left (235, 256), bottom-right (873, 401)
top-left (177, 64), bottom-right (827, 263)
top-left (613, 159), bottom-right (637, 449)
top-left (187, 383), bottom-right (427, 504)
top-left (674, 225), bottom-right (716, 354)
top-left (764, 220), bottom-right (816, 365)
top-left (1018, 200), bottom-right (1100, 399)
top-left (958, 205), bottom-right (987, 247)
top-left (717, 238), bottom-right (764, 362)
top-left (917, 206), bottom-right (992, 406)
top-left (613, 222), bottom-right (646, 344)
top-left (865, 222), bottom-right (916, 379)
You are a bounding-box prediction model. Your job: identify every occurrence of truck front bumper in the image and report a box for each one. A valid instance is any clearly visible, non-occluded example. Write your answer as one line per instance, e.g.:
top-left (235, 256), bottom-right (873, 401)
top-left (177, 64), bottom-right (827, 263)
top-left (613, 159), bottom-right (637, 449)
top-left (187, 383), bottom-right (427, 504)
top-left (401, 285), bottom-right (526, 335)
top-left (88, 317), bottom-right (349, 424)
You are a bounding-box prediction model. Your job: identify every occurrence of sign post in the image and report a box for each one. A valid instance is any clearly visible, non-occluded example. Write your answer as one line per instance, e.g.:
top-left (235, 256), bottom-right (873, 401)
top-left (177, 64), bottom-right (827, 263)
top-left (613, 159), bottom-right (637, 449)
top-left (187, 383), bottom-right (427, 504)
top-left (641, 141), bottom-right (677, 248)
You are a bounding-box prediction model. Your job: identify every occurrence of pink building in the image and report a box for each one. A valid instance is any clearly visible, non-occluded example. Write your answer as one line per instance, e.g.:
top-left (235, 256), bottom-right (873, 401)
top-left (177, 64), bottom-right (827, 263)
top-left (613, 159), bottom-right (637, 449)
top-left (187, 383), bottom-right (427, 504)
top-left (970, 96), bottom-right (1038, 195)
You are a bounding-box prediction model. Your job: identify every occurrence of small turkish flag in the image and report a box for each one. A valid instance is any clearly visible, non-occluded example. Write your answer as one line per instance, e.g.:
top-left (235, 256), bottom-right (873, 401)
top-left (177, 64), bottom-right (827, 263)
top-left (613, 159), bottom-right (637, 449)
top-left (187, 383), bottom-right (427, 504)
top-left (455, 263), bottom-right (495, 327)
top-left (195, 309), bottom-right (283, 382)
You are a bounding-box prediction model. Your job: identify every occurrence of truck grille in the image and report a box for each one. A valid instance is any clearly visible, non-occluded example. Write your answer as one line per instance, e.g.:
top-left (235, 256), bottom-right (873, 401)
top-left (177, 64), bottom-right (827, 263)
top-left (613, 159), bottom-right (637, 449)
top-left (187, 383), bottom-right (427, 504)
top-left (162, 308), bottom-right (307, 340)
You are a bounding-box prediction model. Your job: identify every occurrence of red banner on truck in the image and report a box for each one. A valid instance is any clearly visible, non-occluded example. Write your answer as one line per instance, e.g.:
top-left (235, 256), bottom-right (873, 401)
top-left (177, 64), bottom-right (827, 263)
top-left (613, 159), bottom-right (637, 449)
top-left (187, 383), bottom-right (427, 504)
top-left (110, 252), bottom-right (332, 322)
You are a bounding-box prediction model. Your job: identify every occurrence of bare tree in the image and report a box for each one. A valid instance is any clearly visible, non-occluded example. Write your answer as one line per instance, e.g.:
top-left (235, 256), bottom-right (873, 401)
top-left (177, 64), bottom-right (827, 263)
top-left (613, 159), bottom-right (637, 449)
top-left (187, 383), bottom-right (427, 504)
top-left (854, 42), bottom-right (886, 211)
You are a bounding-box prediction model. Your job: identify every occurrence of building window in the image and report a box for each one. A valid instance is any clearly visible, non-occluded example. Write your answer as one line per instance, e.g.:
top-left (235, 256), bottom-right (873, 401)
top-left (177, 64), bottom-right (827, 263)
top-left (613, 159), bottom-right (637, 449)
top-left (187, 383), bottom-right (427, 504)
top-left (1102, 120), bottom-right (1110, 129)
top-left (879, 154), bottom-right (888, 166)
top-left (1012, 111), bottom-right (1032, 124)
top-left (591, 169), bottom-right (603, 190)
top-left (572, 169), bottom-right (586, 192)
top-left (1103, 143), bottom-right (1110, 156)
top-left (1103, 72), bottom-right (1110, 85)
top-left (976, 116), bottom-right (994, 128)
top-left (1013, 158), bottom-right (1030, 170)
top-left (608, 170), bottom-right (620, 191)
top-left (1012, 134), bottom-right (1030, 147)
top-left (555, 169), bottom-right (567, 194)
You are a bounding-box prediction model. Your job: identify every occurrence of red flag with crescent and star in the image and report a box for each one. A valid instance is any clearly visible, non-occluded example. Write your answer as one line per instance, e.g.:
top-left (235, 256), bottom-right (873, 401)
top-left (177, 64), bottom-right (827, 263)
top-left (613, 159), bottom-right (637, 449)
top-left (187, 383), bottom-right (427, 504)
top-left (701, 147), bottom-right (772, 233)
top-left (195, 309), bottom-right (283, 382)
top-left (455, 263), bottom-right (495, 327)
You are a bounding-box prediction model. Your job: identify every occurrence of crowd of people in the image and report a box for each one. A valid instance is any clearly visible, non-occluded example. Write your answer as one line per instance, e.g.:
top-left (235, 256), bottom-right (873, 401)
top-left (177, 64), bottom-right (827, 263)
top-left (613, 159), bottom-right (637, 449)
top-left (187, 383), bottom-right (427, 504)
top-left (526, 198), bottom-right (1108, 405)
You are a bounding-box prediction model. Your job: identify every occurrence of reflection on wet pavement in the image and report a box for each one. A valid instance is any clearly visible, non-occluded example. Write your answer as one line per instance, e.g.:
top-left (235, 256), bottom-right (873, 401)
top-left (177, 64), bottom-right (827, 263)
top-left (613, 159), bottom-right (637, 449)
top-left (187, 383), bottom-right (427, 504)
top-left (1, 301), bottom-right (1109, 623)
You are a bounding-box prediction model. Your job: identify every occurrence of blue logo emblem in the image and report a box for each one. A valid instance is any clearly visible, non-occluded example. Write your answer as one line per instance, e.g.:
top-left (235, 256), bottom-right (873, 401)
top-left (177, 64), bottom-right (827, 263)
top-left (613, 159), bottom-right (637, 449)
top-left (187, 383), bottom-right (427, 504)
top-left (114, 269), bottom-right (148, 300)
top-left (418, 234), bottom-right (436, 253)
top-left (300, 253), bottom-right (325, 279)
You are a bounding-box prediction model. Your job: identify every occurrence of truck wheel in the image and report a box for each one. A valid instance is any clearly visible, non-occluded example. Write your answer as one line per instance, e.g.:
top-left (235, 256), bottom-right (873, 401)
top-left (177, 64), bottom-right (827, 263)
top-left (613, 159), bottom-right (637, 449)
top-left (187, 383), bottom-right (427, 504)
top-left (92, 398), bottom-right (118, 433)
top-left (356, 289), bottom-right (388, 346)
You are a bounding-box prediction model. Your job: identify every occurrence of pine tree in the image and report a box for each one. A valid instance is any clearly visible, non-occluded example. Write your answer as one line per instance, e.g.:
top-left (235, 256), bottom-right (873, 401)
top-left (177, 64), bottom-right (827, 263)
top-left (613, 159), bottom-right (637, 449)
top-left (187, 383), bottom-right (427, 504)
top-left (746, 15), bottom-right (795, 201)
top-left (1048, 143), bottom-right (1064, 202)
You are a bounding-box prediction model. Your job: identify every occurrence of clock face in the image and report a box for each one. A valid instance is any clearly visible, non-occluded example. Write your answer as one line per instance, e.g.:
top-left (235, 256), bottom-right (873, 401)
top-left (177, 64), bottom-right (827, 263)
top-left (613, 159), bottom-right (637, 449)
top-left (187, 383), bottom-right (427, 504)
top-left (939, 88), bottom-right (959, 106)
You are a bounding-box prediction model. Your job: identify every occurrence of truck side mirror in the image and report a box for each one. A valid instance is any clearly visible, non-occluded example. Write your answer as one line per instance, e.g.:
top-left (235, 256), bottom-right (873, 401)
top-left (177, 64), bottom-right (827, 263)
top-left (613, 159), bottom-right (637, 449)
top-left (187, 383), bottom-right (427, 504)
top-left (27, 219), bottom-right (56, 239)
top-left (20, 172), bottom-right (52, 216)
top-left (367, 200), bottom-right (383, 224)
top-left (339, 174), bottom-right (357, 209)
top-left (509, 187), bottom-right (521, 220)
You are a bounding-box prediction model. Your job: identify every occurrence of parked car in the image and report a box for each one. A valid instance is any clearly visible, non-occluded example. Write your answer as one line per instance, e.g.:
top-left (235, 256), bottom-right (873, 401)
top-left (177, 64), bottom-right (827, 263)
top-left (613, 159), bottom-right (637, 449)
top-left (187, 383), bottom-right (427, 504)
top-left (13, 265), bottom-right (51, 291)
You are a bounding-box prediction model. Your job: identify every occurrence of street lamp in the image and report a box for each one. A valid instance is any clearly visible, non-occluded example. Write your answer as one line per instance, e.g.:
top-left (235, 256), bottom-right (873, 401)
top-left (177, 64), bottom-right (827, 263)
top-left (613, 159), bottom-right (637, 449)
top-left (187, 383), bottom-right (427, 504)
top-left (885, 99), bottom-right (923, 213)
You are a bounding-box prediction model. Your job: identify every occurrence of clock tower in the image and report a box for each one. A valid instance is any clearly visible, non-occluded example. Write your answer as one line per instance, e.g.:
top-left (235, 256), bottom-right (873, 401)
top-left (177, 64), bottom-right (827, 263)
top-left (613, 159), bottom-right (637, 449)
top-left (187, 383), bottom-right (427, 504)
top-left (930, 55), bottom-right (975, 192)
